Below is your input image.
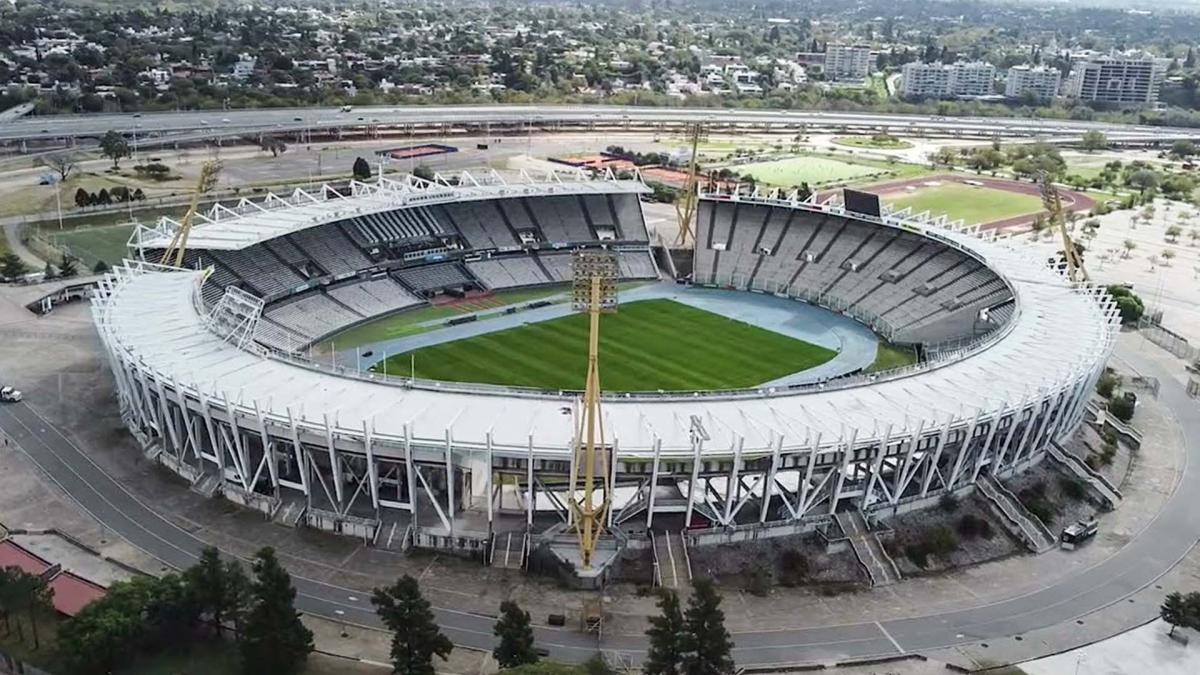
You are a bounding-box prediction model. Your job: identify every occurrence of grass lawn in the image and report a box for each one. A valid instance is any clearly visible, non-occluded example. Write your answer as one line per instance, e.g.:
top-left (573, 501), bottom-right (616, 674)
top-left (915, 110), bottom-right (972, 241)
top-left (323, 286), bottom-right (571, 349)
top-left (374, 299), bottom-right (837, 391)
top-left (866, 343), bottom-right (919, 373)
top-left (832, 136), bottom-right (913, 150)
top-left (883, 183), bottom-right (1043, 225)
top-left (45, 223), bottom-right (136, 269)
top-left (737, 155), bottom-right (883, 186)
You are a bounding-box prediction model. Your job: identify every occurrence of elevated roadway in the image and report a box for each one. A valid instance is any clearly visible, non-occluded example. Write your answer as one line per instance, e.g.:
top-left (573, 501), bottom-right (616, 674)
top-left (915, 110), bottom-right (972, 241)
top-left (0, 338), bottom-right (1196, 667)
top-left (4, 104), bottom-right (1199, 147)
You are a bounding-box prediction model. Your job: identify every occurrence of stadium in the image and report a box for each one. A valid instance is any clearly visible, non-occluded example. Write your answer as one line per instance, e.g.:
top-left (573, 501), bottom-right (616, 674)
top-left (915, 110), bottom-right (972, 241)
top-left (88, 167), bottom-right (1120, 580)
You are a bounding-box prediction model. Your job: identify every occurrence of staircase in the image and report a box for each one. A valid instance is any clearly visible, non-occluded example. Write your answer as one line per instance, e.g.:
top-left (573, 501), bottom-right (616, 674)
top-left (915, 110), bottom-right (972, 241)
top-left (490, 531), bottom-right (527, 570)
top-left (977, 476), bottom-right (1056, 553)
top-left (651, 530), bottom-right (691, 589)
top-left (836, 511), bottom-right (901, 587)
top-left (1048, 441), bottom-right (1122, 509)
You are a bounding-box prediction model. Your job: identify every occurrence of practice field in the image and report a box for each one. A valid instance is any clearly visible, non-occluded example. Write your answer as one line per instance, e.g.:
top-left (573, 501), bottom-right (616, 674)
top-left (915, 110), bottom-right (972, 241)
top-left (46, 223), bottom-right (136, 270)
top-left (883, 183), bottom-right (1043, 225)
top-left (373, 299), bottom-right (837, 392)
top-left (737, 156), bottom-right (883, 186)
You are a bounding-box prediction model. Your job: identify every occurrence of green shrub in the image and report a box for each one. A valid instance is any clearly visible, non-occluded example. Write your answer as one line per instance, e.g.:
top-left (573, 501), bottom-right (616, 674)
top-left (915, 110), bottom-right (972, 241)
top-left (1109, 395), bottom-right (1135, 422)
top-left (744, 566), bottom-right (772, 597)
top-left (1096, 372), bottom-right (1120, 399)
top-left (905, 543), bottom-right (930, 568)
top-left (1059, 477), bottom-right (1087, 501)
top-left (778, 549), bottom-right (810, 587)
top-left (925, 526), bottom-right (959, 557)
top-left (957, 514), bottom-right (994, 540)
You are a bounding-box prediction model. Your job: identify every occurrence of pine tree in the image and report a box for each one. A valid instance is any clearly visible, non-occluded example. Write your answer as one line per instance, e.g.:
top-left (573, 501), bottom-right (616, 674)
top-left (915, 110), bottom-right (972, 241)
top-left (74, 187), bottom-right (90, 208)
top-left (493, 600), bottom-right (538, 668)
top-left (372, 575), bottom-right (452, 675)
top-left (1162, 591), bottom-right (1187, 636)
top-left (239, 547), bottom-right (313, 675)
top-left (681, 579), bottom-right (734, 675)
top-left (644, 589), bottom-right (686, 675)
top-left (352, 156), bottom-right (372, 180)
top-left (184, 546), bottom-right (241, 638)
top-left (59, 254), bottom-right (78, 279)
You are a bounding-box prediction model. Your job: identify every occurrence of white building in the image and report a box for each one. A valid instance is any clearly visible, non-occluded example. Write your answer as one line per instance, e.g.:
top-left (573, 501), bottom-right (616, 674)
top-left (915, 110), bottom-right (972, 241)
top-left (1005, 65), bottom-right (1061, 101)
top-left (1066, 56), bottom-right (1160, 106)
top-left (901, 61), bottom-right (996, 99)
top-left (824, 44), bottom-right (872, 83)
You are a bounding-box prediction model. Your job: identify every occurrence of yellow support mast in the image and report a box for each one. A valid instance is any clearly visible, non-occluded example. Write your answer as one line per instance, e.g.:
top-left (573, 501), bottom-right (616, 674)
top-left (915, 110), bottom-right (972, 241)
top-left (569, 251), bottom-right (618, 569)
top-left (673, 122), bottom-right (706, 247)
top-left (160, 160), bottom-right (222, 267)
top-left (1039, 171), bottom-right (1088, 282)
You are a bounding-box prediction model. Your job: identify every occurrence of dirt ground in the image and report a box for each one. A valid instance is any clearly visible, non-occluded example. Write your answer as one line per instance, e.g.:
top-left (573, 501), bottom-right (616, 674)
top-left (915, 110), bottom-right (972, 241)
top-left (686, 532), bottom-right (868, 592)
top-left (882, 494), bottom-right (1023, 576)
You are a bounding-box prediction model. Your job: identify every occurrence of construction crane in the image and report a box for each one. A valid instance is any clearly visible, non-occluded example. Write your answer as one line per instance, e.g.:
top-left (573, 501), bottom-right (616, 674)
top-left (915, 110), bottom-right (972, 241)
top-left (673, 122), bottom-right (706, 247)
top-left (160, 160), bottom-right (222, 268)
top-left (1039, 171), bottom-right (1088, 282)
top-left (568, 251), bottom-right (618, 570)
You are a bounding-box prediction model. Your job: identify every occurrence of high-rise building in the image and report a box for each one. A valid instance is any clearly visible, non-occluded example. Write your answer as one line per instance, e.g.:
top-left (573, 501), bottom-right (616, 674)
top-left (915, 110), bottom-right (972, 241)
top-left (1005, 65), bottom-right (1061, 101)
top-left (824, 44), bottom-right (872, 82)
top-left (900, 61), bottom-right (996, 99)
top-left (1066, 56), bottom-right (1159, 106)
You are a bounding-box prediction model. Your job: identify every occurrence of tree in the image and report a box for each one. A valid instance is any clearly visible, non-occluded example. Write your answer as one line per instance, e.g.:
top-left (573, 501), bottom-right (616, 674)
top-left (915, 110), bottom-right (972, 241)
top-left (240, 547), bottom-right (313, 675)
top-left (1080, 130), bottom-right (1108, 152)
top-left (0, 568), bottom-right (54, 650)
top-left (644, 589), bottom-right (686, 675)
top-left (59, 254), bottom-right (78, 278)
top-left (183, 546), bottom-right (247, 639)
top-left (74, 187), bottom-right (90, 208)
top-left (352, 156), bottom-right (372, 180)
top-left (681, 579), bottom-right (734, 675)
top-left (372, 575), bottom-right (452, 675)
top-left (100, 130), bottom-right (131, 169)
top-left (1162, 249), bottom-right (1177, 266)
top-left (413, 165), bottom-right (436, 182)
top-left (1, 252), bottom-right (28, 280)
top-left (93, 260), bottom-right (109, 274)
top-left (1122, 239), bottom-right (1137, 258)
top-left (1109, 394), bottom-right (1135, 423)
top-left (40, 152), bottom-right (79, 182)
top-left (1126, 169), bottom-right (1160, 196)
top-left (1170, 140), bottom-right (1197, 159)
top-left (1166, 225), bottom-right (1183, 242)
top-left (1162, 592), bottom-right (1188, 636)
top-left (493, 600), bottom-right (538, 668)
top-left (1108, 285), bottom-right (1145, 325)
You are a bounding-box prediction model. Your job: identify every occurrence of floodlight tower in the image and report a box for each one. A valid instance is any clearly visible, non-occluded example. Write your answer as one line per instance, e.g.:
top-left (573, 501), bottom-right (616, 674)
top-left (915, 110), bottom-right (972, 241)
top-left (569, 251), bottom-right (618, 569)
top-left (674, 122), bottom-right (706, 247)
top-left (160, 160), bottom-right (222, 268)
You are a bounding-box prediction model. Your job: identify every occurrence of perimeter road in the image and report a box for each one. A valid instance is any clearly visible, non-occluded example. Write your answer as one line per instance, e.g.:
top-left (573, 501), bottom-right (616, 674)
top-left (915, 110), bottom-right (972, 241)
top-left (0, 337), bottom-right (1196, 666)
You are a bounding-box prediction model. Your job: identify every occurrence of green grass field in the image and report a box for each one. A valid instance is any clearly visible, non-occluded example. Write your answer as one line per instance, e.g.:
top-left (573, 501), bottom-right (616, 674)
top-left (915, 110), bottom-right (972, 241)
top-left (323, 286), bottom-right (571, 349)
top-left (45, 223), bottom-right (136, 269)
top-left (832, 136), bottom-right (913, 150)
top-left (374, 299), bottom-right (837, 391)
top-left (866, 343), bottom-right (919, 373)
top-left (737, 155), bottom-right (883, 186)
top-left (883, 183), bottom-right (1043, 225)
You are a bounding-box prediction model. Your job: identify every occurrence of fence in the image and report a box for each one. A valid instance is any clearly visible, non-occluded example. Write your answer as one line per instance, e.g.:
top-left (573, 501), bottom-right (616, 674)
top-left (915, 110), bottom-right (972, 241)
top-left (1138, 318), bottom-right (1198, 361)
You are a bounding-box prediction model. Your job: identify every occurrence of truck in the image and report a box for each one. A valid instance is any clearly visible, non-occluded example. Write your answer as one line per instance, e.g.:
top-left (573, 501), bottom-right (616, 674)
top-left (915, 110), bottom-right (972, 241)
top-left (1, 386), bottom-right (22, 402)
top-left (1060, 518), bottom-right (1098, 550)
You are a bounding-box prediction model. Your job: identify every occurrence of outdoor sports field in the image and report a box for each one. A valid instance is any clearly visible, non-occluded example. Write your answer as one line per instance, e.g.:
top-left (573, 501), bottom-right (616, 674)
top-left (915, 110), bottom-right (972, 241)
top-left (373, 299), bottom-right (837, 391)
top-left (884, 183), bottom-right (1042, 225)
top-left (737, 155), bottom-right (883, 186)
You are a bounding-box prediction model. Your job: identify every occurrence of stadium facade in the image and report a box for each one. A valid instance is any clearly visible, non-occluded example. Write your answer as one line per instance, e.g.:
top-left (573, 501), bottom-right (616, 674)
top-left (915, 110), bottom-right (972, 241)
top-left (91, 169), bottom-right (1119, 573)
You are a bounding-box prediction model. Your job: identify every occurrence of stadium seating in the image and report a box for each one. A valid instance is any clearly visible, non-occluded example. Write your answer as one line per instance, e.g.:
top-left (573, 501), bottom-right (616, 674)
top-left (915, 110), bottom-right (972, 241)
top-left (288, 225), bottom-right (373, 277)
top-left (345, 207), bottom-right (444, 245)
top-left (210, 245), bottom-right (307, 298)
top-left (694, 199), bottom-right (1012, 345)
top-left (264, 291), bottom-right (364, 340)
top-left (617, 251), bottom-right (659, 279)
top-left (533, 196), bottom-right (595, 243)
top-left (436, 201), bottom-right (520, 249)
top-left (611, 193), bottom-right (650, 242)
top-left (326, 277), bottom-right (422, 316)
top-left (396, 262), bottom-right (475, 294)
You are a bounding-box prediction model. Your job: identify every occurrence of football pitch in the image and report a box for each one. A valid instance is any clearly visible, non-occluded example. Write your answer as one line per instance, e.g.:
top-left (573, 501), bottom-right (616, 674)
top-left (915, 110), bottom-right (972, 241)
top-left (373, 299), bottom-right (837, 392)
top-left (883, 183), bottom-right (1043, 225)
top-left (737, 156), bottom-right (883, 186)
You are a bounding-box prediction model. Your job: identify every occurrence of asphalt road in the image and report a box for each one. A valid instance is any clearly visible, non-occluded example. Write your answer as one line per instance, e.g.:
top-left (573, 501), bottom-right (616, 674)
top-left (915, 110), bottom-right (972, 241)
top-left (0, 339), bottom-right (1196, 667)
top-left (4, 104), bottom-right (1199, 145)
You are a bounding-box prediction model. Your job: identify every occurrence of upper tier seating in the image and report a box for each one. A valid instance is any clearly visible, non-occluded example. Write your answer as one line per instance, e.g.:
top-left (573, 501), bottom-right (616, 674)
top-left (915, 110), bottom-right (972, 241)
top-left (693, 200), bottom-right (1011, 344)
top-left (288, 225), bottom-right (372, 276)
